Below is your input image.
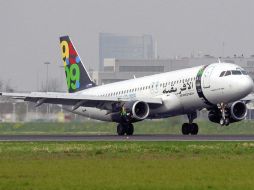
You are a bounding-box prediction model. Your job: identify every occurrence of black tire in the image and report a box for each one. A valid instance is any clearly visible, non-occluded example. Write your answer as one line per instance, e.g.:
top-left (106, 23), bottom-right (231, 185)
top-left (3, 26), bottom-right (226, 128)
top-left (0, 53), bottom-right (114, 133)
top-left (117, 124), bottom-right (125, 136)
top-left (225, 118), bottom-right (230, 126)
top-left (182, 123), bottom-right (189, 135)
top-left (190, 123), bottom-right (199, 135)
top-left (126, 124), bottom-right (134, 136)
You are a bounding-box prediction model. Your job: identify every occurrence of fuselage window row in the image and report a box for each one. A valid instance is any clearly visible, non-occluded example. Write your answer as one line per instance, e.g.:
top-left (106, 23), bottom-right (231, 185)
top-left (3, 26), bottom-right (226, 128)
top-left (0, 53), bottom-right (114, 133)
top-left (101, 76), bottom-right (197, 97)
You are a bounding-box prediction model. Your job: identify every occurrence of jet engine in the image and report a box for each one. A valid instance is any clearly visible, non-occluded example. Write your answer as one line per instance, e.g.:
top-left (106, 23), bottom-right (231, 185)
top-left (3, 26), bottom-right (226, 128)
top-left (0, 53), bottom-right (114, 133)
top-left (122, 101), bottom-right (150, 121)
top-left (112, 101), bottom-right (150, 123)
top-left (230, 101), bottom-right (247, 121)
top-left (208, 101), bottom-right (247, 124)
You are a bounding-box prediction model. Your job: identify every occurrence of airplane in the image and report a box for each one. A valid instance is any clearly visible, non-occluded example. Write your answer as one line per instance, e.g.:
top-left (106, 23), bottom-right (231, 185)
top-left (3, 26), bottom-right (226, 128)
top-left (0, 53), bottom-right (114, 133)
top-left (1, 36), bottom-right (253, 135)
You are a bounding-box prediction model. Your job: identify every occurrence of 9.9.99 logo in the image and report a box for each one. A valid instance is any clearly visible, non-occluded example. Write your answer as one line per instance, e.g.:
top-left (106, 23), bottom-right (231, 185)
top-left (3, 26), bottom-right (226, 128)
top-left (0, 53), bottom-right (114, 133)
top-left (60, 40), bottom-right (81, 90)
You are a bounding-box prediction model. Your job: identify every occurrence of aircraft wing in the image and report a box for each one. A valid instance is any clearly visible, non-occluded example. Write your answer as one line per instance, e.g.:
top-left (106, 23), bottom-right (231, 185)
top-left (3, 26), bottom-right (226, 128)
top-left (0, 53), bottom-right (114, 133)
top-left (241, 93), bottom-right (254, 103)
top-left (0, 92), bottom-right (162, 111)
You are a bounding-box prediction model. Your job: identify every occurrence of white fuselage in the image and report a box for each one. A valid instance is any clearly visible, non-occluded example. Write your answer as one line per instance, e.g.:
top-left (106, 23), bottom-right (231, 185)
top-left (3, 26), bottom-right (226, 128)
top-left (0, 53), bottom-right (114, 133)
top-left (65, 63), bottom-right (253, 122)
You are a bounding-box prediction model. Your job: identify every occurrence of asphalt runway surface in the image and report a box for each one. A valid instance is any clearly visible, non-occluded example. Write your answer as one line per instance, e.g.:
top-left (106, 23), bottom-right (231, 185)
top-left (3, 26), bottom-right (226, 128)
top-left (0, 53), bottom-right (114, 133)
top-left (0, 134), bottom-right (254, 141)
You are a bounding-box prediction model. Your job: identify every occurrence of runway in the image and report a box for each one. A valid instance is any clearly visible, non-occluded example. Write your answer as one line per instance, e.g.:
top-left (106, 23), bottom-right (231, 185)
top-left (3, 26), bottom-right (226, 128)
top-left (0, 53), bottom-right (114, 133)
top-left (0, 134), bottom-right (254, 141)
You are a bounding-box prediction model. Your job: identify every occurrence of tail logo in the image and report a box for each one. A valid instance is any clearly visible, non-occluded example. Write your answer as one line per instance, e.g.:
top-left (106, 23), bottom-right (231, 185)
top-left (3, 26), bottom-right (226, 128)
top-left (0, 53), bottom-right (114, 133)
top-left (60, 40), bottom-right (81, 90)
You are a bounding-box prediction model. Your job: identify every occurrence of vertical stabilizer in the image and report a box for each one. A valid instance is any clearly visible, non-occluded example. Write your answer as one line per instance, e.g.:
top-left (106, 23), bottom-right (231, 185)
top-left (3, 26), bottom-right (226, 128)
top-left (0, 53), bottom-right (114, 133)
top-left (60, 36), bottom-right (96, 93)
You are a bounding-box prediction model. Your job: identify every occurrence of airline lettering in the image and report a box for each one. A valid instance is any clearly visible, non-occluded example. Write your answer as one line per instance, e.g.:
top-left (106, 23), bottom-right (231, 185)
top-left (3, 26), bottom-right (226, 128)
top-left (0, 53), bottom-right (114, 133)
top-left (162, 81), bottom-right (194, 97)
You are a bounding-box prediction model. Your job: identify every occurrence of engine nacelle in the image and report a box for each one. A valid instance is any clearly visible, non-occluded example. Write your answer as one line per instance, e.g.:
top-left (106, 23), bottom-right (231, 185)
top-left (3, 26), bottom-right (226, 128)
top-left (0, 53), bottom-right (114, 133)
top-left (123, 101), bottom-right (150, 121)
top-left (230, 101), bottom-right (247, 121)
top-left (208, 101), bottom-right (247, 124)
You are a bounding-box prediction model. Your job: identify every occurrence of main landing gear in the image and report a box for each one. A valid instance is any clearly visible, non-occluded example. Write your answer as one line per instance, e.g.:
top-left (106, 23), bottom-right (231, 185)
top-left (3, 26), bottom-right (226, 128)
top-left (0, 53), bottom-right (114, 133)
top-left (218, 102), bottom-right (230, 126)
top-left (182, 112), bottom-right (199, 135)
top-left (117, 123), bottom-right (134, 136)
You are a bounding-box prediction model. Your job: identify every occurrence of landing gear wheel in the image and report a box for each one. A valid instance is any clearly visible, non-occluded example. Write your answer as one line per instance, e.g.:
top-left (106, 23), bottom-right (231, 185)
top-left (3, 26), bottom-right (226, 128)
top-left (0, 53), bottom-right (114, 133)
top-left (117, 124), bottom-right (125, 136)
top-left (219, 118), bottom-right (230, 126)
top-left (225, 118), bottom-right (230, 126)
top-left (182, 123), bottom-right (189, 135)
top-left (182, 123), bottom-right (199, 135)
top-left (190, 123), bottom-right (199, 135)
top-left (117, 123), bottom-right (134, 136)
top-left (220, 118), bottom-right (225, 126)
top-left (126, 124), bottom-right (134, 136)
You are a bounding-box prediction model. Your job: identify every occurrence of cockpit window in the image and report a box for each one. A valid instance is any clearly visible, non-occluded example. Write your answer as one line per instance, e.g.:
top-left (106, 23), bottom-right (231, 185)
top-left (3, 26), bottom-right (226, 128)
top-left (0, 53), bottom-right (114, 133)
top-left (231, 70), bottom-right (242, 75)
top-left (224, 71), bottom-right (231, 76)
top-left (219, 71), bottom-right (225, 77)
top-left (220, 70), bottom-right (247, 77)
top-left (241, 70), bottom-right (247, 75)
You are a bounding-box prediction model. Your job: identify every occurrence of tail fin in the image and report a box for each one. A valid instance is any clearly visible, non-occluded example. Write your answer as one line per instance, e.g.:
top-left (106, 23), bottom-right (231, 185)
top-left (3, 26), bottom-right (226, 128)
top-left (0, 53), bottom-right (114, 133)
top-left (60, 36), bottom-right (96, 93)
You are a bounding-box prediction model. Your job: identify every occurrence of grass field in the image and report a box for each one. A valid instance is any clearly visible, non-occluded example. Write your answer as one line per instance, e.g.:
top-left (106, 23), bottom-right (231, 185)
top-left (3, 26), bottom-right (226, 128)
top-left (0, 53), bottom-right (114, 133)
top-left (1, 118), bottom-right (254, 134)
top-left (0, 142), bottom-right (254, 190)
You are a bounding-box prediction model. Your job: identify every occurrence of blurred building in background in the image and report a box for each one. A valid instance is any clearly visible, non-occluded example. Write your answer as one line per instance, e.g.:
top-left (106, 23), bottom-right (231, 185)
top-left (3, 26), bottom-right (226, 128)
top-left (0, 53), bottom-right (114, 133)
top-left (0, 100), bottom-right (89, 123)
top-left (93, 55), bottom-right (254, 85)
top-left (99, 33), bottom-right (155, 71)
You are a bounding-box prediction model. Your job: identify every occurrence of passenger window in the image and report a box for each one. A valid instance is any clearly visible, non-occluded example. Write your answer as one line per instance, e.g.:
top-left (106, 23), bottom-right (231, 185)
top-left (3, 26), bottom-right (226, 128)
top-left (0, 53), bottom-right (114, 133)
top-left (224, 71), bottom-right (231, 76)
top-left (219, 71), bottom-right (225, 77)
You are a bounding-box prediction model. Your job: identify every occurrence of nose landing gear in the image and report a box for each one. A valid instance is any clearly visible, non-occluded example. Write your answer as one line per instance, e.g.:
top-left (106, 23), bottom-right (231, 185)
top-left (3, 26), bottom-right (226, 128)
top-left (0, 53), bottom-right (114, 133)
top-left (181, 112), bottom-right (199, 135)
top-left (218, 102), bottom-right (230, 126)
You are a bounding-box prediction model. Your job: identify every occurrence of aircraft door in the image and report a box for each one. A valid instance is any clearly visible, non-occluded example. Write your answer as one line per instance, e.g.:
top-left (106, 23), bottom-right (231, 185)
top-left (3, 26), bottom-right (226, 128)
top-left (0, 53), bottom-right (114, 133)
top-left (202, 65), bottom-right (215, 88)
top-left (150, 81), bottom-right (159, 95)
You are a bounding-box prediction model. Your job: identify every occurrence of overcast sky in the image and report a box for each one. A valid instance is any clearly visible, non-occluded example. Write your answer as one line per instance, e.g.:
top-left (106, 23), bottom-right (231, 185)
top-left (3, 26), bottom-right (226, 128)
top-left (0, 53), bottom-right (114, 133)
top-left (0, 0), bottom-right (254, 91)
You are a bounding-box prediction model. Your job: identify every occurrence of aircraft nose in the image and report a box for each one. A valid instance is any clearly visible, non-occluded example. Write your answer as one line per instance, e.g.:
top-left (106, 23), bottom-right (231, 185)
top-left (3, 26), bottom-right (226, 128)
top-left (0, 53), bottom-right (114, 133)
top-left (239, 76), bottom-right (253, 95)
